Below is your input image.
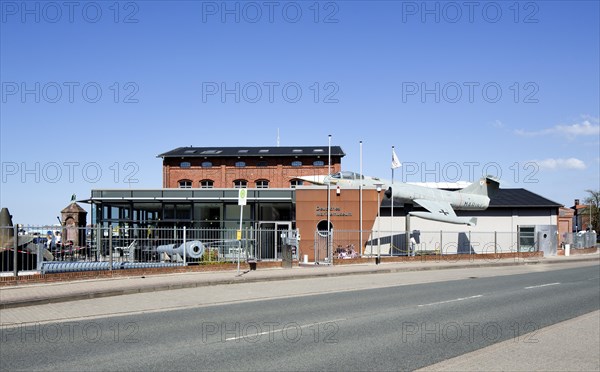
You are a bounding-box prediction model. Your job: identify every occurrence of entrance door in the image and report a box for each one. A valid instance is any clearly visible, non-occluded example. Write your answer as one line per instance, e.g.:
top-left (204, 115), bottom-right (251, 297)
top-left (257, 222), bottom-right (291, 260)
top-left (536, 225), bottom-right (558, 256)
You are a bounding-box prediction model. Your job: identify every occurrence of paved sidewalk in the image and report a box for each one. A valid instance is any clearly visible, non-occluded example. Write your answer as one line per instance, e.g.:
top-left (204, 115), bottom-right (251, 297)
top-left (1, 252), bottom-right (598, 309)
top-left (419, 310), bottom-right (600, 371)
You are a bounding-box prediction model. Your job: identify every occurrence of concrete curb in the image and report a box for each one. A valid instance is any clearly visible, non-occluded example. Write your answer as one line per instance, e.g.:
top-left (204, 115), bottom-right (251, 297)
top-left (1, 256), bottom-right (598, 310)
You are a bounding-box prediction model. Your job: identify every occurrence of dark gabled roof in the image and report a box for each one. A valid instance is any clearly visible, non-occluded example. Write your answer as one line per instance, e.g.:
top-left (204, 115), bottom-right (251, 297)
top-left (61, 202), bottom-right (87, 214)
top-left (158, 146), bottom-right (345, 158)
top-left (488, 188), bottom-right (562, 208)
top-left (380, 188), bottom-right (562, 208)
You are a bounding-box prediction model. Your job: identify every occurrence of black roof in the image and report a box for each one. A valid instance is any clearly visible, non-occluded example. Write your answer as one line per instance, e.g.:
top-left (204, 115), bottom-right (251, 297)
top-left (158, 146), bottom-right (345, 158)
top-left (488, 188), bottom-right (562, 208)
top-left (381, 188), bottom-right (562, 208)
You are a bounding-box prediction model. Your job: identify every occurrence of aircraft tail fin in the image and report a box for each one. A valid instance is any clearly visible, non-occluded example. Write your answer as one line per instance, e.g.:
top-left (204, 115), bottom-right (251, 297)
top-left (458, 176), bottom-right (499, 197)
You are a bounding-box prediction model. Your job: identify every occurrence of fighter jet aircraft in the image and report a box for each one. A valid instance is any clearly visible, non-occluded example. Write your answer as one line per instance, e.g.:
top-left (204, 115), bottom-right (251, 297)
top-left (297, 171), bottom-right (499, 226)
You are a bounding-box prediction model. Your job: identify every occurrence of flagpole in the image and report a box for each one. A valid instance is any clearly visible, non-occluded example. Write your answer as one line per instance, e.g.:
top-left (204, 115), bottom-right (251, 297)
top-left (327, 134), bottom-right (331, 264)
top-left (391, 146), bottom-right (394, 256)
top-left (391, 147), bottom-right (401, 255)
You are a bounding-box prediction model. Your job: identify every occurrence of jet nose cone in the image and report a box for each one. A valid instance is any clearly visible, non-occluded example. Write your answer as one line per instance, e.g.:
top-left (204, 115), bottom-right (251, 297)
top-left (384, 187), bottom-right (392, 199)
top-left (295, 175), bottom-right (328, 185)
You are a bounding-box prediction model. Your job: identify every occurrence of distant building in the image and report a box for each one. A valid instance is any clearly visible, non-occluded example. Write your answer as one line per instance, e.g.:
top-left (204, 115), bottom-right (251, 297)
top-left (571, 199), bottom-right (593, 232)
top-left (558, 207), bottom-right (574, 247)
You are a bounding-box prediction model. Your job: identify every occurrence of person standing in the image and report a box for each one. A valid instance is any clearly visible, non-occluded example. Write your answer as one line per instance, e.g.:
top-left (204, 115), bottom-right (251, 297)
top-left (47, 231), bottom-right (56, 251)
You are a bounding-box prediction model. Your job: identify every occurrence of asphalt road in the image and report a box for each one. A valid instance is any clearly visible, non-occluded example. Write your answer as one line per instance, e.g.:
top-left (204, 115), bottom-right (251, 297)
top-left (1, 265), bottom-right (599, 371)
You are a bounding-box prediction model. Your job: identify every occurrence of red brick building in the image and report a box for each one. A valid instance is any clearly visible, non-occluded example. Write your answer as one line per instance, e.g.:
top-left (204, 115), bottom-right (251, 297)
top-left (158, 146), bottom-right (345, 189)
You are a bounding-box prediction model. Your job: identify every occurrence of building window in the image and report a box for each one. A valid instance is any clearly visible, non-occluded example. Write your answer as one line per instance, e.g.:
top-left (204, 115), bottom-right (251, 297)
top-left (200, 180), bottom-right (214, 188)
top-left (257, 161), bottom-right (268, 167)
top-left (201, 161), bottom-right (212, 168)
top-left (316, 220), bottom-right (333, 237)
top-left (180, 162), bottom-right (191, 168)
top-left (233, 179), bottom-right (248, 188)
top-left (290, 179), bottom-right (303, 188)
top-left (313, 160), bottom-right (325, 166)
top-left (178, 180), bottom-right (192, 188)
top-left (518, 226), bottom-right (536, 252)
top-left (291, 161), bottom-right (302, 167)
top-left (235, 161), bottom-right (246, 167)
top-left (256, 179), bottom-right (269, 188)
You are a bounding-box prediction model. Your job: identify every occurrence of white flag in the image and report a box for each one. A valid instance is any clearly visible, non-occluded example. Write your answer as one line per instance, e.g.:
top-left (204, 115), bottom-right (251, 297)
top-left (391, 148), bottom-right (402, 169)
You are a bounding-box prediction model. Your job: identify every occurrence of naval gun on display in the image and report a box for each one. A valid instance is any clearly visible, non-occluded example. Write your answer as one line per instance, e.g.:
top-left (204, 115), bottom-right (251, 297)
top-left (156, 240), bottom-right (206, 261)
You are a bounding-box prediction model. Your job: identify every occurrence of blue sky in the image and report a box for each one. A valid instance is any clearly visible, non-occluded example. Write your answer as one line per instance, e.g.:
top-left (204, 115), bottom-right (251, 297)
top-left (1, 0), bottom-right (599, 225)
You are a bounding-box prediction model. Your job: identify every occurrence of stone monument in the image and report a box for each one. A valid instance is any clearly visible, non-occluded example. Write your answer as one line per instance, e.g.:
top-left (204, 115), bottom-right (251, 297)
top-left (60, 195), bottom-right (88, 247)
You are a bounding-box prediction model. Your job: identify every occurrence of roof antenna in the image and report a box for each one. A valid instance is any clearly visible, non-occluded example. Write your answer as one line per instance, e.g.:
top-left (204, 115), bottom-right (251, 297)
top-left (277, 128), bottom-right (280, 147)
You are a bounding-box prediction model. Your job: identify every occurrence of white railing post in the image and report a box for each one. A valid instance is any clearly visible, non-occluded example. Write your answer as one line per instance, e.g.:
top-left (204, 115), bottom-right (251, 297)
top-left (109, 225), bottom-right (113, 271)
top-left (183, 226), bottom-right (187, 266)
top-left (13, 226), bottom-right (18, 276)
top-left (494, 231), bottom-right (498, 254)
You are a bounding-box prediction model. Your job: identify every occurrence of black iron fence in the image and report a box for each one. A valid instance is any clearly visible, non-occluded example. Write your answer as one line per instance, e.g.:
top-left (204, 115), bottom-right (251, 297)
top-left (2, 225), bottom-right (596, 274)
top-left (1, 225), bottom-right (292, 275)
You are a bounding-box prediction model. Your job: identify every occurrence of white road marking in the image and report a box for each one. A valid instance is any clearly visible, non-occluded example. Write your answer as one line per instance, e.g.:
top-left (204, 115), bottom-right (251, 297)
top-left (225, 318), bottom-right (348, 342)
top-left (524, 282), bottom-right (560, 289)
top-left (417, 295), bottom-right (483, 307)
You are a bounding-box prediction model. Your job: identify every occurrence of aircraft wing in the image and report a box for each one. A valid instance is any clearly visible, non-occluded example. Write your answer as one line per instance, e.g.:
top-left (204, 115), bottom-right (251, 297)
top-left (410, 199), bottom-right (477, 226)
top-left (413, 199), bottom-right (457, 218)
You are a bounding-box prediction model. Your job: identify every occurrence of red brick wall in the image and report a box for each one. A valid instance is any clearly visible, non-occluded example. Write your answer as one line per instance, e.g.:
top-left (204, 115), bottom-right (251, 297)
top-left (163, 156), bottom-right (341, 188)
top-left (557, 246), bottom-right (598, 256)
top-left (295, 188), bottom-right (379, 261)
top-left (333, 251), bottom-right (544, 265)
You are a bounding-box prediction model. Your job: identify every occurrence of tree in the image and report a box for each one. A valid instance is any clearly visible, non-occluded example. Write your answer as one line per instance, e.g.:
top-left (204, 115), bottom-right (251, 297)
top-left (583, 189), bottom-right (600, 233)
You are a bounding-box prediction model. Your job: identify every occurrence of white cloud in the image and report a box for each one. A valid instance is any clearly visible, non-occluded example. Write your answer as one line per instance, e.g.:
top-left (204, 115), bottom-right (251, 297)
top-left (515, 118), bottom-right (600, 140)
top-left (534, 158), bottom-right (587, 170)
top-left (492, 120), bottom-right (504, 128)
top-left (581, 114), bottom-right (600, 123)
top-left (555, 121), bottom-right (600, 136)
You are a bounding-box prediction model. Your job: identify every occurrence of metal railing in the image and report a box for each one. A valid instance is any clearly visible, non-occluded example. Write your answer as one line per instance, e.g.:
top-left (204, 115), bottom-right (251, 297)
top-left (324, 230), bottom-right (543, 261)
top-left (561, 231), bottom-right (598, 250)
top-left (1, 225), bottom-right (294, 275)
top-left (4, 225), bottom-right (595, 274)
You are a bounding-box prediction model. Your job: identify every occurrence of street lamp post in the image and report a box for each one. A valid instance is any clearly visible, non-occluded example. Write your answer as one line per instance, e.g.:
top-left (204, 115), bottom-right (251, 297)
top-left (327, 134), bottom-right (332, 263)
top-left (359, 141), bottom-right (363, 257)
top-left (375, 183), bottom-right (382, 265)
